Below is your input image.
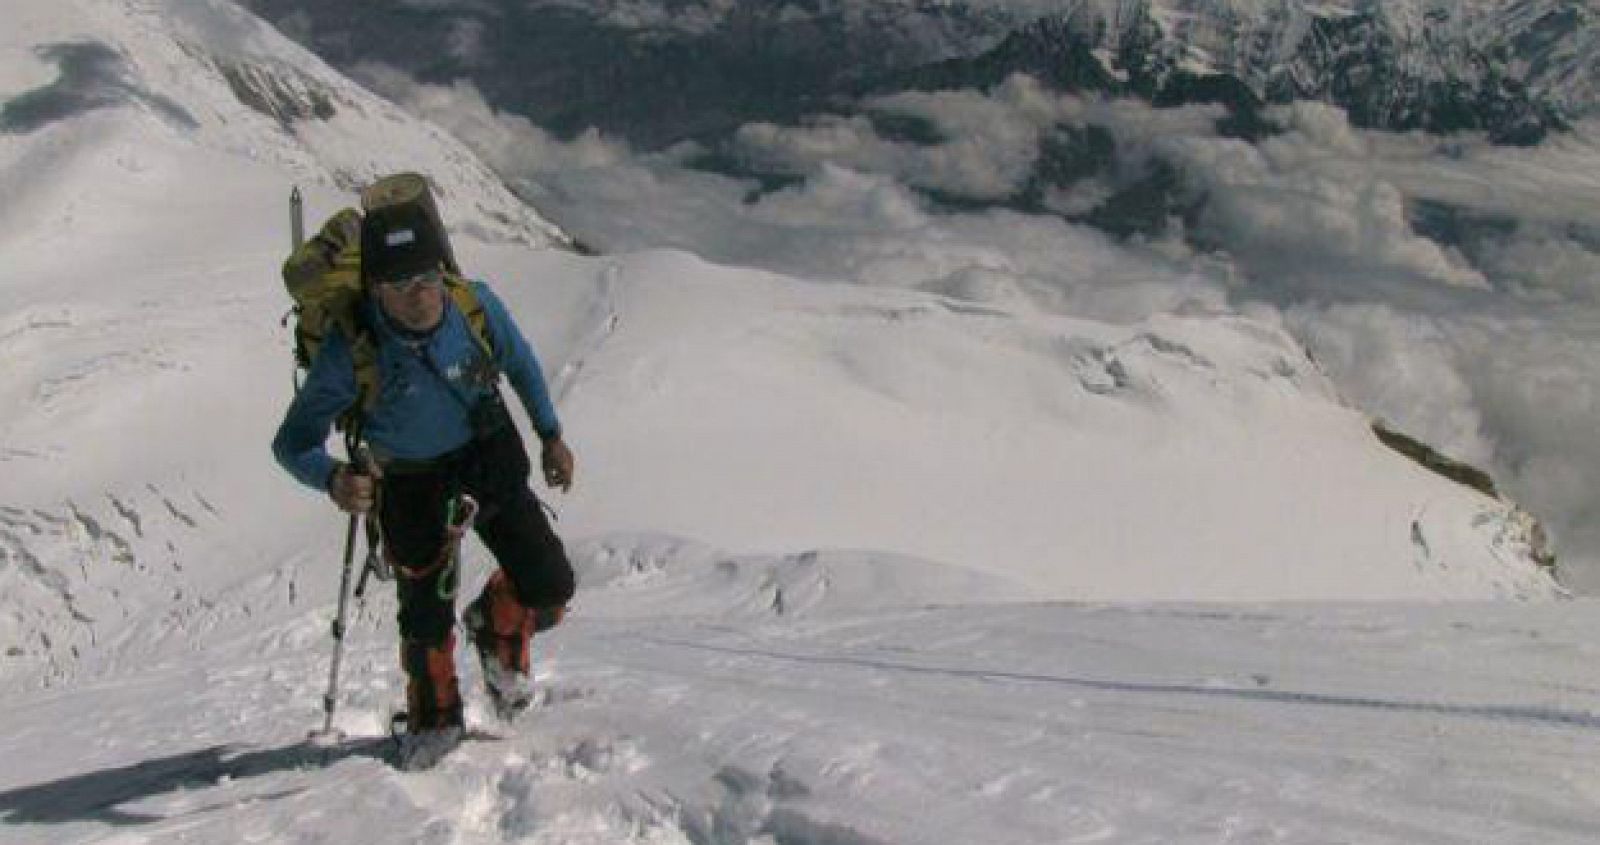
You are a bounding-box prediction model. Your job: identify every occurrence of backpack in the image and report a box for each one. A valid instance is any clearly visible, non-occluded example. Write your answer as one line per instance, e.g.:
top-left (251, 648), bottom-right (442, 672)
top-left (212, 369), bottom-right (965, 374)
top-left (282, 173), bottom-right (495, 432)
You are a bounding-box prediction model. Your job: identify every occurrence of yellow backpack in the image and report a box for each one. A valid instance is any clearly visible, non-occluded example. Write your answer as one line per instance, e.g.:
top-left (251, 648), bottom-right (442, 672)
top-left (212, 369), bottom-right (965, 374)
top-left (281, 174), bottom-right (494, 431)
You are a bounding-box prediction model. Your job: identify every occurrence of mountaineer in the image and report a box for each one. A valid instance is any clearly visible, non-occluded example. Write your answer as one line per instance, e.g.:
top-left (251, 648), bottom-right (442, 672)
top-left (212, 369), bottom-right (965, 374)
top-left (273, 174), bottom-right (575, 770)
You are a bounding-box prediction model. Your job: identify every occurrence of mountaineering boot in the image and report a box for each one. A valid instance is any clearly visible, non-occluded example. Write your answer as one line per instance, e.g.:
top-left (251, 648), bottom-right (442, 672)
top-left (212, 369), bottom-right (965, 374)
top-left (395, 724), bottom-right (464, 771)
top-left (464, 571), bottom-right (563, 721)
top-left (479, 658), bottom-right (535, 721)
top-left (397, 633), bottom-right (464, 769)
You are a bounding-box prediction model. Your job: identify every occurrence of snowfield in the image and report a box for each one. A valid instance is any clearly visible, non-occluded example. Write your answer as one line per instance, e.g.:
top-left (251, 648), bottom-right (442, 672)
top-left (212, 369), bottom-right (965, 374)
top-left (0, 0), bottom-right (1592, 842)
top-left (10, 586), bottom-right (1600, 844)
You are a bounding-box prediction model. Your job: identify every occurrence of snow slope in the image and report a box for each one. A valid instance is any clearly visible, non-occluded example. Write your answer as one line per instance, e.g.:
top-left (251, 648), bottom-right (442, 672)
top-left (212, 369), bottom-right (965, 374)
top-left (0, 0), bottom-right (570, 248)
top-left (542, 247), bottom-right (1555, 602)
top-left (0, 0), bottom-right (1586, 841)
top-left (10, 590), bottom-right (1600, 844)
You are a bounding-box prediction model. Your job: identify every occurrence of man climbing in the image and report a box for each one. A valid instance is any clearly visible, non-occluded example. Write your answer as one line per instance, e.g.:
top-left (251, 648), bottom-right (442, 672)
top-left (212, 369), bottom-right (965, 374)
top-left (273, 178), bottom-right (576, 770)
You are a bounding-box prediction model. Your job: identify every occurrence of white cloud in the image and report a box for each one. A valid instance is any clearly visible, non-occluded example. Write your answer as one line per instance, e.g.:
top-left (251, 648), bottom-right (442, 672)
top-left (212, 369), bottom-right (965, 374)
top-left (445, 18), bottom-right (487, 66)
top-left (733, 80), bottom-right (1495, 292)
top-left (1286, 303), bottom-right (1495, 466)
top-left (1154, 102), bottom-right (1490, 289)
top-left (1474, 229), bottom-right (1600, 303)
top-left (353, 66), bottom-right (632, 175)
top-left (733, 94), bottom-right (1041, 200)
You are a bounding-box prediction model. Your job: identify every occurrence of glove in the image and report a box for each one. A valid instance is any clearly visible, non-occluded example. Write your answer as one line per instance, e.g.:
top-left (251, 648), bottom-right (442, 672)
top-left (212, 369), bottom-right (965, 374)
top-left (328, 461), bottom-right (378, 514)
top-left (541, 437), bottom-right (575, 493)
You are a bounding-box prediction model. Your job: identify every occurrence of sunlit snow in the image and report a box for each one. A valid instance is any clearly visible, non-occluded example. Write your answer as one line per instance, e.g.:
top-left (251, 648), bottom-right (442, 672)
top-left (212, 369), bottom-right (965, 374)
top-left (0, 1), bottom-right (1593, 843)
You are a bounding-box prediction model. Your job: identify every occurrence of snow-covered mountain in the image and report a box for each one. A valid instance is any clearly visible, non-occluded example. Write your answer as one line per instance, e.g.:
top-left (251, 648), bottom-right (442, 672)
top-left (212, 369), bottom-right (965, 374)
top-left (0, 0), bottom-right (1561, 684)
top-left (0, 0), bottom-right (1590, 841)
top-left (907, 0), bottom-right (1594, 144)
top-left (241, 0), bottom-right (1018, 148)
top-left (243, 0), bottom-right (1597, 149)
top-left (1, 0), bottom-right (571, 249)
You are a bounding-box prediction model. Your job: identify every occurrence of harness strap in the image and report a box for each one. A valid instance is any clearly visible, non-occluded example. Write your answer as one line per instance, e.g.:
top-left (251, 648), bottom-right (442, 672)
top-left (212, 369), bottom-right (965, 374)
top-left (389, 494), bottom-right (479, 599)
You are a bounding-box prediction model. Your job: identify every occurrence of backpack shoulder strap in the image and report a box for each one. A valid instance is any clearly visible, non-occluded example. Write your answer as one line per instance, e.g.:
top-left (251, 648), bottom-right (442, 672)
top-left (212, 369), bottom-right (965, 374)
top-left (339, 278), bottom-right (494, 430)
top-left (334, 305), bottom-right (381, 431)
top-left (444, 275), bottom-right (496, 362)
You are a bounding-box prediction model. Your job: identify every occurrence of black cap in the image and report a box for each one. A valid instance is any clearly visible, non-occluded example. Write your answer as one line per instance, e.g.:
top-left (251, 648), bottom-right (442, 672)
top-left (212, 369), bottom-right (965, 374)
top-left (361, 202), bottom-right (446, 285)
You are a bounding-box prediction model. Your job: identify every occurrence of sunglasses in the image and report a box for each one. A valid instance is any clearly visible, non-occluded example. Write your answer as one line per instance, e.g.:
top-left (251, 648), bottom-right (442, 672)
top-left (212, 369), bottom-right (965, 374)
top-left (379, 268), bottom-right (444, 294)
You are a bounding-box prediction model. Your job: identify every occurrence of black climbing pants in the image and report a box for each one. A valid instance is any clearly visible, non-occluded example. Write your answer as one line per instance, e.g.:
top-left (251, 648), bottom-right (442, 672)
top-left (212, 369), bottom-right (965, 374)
top-left (376, 423), bottom-right (574, 729)
top-left (378, 422), bottom-right (575, 645)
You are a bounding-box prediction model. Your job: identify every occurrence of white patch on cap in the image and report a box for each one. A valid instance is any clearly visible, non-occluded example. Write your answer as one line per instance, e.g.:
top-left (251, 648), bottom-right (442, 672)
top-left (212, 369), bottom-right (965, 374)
top-left (386, 229), bottom-right (417, 247)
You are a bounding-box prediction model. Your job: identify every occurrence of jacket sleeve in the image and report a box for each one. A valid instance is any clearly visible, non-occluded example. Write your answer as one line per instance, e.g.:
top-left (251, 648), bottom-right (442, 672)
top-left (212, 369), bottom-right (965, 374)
top-left (475, 281), bottom-right (562, 441)
top-left (272, 329), bottom-right (359, 491)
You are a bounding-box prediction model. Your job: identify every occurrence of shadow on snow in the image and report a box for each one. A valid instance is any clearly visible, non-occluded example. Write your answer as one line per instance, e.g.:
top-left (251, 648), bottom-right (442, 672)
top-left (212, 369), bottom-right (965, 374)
top-left (0, 736), bottom-right (389, 827)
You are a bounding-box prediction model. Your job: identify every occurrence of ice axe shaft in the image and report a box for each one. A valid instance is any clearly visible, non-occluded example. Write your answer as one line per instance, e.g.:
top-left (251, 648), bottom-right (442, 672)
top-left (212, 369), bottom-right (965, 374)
top-left (290, 186), bottom-right (305, 250)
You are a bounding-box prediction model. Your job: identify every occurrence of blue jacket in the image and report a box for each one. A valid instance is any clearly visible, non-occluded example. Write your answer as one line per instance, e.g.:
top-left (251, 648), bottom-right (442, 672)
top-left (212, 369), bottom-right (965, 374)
top-left (272, 280), bottom-right (561, 491)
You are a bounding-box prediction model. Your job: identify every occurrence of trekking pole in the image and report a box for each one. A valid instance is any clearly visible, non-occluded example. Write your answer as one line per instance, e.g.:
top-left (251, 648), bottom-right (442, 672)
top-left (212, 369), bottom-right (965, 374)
top-left (310, 432), bottom-right (369, 745)
top-left (311, 503), bottom-right (360, 742)
top-left (353, 512), bottom-right (389, 600)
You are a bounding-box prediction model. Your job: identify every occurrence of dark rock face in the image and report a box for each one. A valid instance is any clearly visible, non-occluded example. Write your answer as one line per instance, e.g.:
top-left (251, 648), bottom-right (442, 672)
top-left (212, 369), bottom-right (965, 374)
top-left (1261, 11), bottom-right (1565, 145)
top-left (240, 0), bottom-right (1012, 148)
top-left (882, 16), bottom-right (1121, 97)
top-left (217, 60), bottom-right (338, 129)
top-left (909, 6), bottom-right (1568, 147)
top-left (240, 0), bottom-right (1587, 151)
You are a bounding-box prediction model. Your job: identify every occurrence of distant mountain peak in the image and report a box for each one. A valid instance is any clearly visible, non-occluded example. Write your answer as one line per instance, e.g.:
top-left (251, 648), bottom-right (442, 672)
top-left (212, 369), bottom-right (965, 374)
top-left (924, 0), bottom-right (1585, 145)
